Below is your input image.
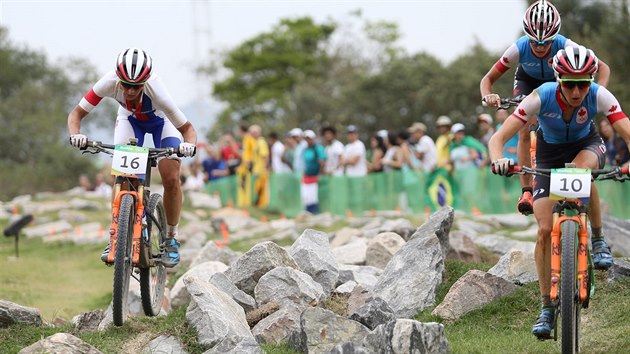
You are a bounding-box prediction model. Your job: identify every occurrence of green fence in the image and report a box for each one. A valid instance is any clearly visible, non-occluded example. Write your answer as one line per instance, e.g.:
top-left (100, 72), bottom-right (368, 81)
top-left (204, 168), bottom-right (630, 219)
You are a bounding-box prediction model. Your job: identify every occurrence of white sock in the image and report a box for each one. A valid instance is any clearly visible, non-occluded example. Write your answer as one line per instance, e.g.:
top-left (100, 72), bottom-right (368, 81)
top-left (167, 224), bottom-right (178, 238)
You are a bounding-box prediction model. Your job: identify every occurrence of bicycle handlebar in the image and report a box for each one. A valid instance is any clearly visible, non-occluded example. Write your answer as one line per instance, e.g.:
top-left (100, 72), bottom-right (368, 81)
top-left (84, 140), bottom-right (182, 158)
top-left (491, 164), bottom-right (630, 181)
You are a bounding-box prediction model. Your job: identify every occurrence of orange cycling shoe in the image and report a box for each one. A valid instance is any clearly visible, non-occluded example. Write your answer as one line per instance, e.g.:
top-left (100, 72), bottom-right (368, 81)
top-left (517, 190), bottom-right (534, 215)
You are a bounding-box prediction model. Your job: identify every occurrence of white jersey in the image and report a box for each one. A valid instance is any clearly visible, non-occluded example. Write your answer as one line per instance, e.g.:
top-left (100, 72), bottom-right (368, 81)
top-left (79, 70), bottom-right (188, 128)
top-left (344, 140), bottom-right (368, 177)
top-left (324, 140), bottom-right (345, 176)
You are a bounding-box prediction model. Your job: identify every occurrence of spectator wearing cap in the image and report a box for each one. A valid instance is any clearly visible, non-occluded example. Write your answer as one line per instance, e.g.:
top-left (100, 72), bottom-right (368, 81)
top-left (408, 122), bottom-right (437, 172)
top-left (478, 113), bottom-right (495, 148)
top-left (449, 123), bottom-right (488, 169)
top-left (435, 115), bottom-right (453, 168)
top-left (343, 125), bottom-right (368, 177)
top-left (301, 130), bottom-right (326, 213)
top-left (321, 126), bottom-right (345, 176)
top-left (290, 128), bottom-right (306, 173)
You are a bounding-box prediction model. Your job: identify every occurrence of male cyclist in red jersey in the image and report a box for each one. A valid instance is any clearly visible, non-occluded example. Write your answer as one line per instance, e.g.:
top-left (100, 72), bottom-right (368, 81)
top-left (67, 48), bottom-right (197, 268)
top-left (480, 0), bottom-right (610, 215)
top-left (489, 47), bottom-right (629, 339)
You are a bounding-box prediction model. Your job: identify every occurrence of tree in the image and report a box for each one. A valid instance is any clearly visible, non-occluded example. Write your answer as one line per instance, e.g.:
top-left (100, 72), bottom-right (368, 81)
top-left (0, 27), bottom-right (99, 199)
top-left (209, 17), bottom-right (335, 133)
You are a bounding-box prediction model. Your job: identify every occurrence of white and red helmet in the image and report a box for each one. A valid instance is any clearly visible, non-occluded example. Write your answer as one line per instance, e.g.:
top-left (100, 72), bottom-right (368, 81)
top-left (552, 46), bottom-right (599, 78)
top-left (116, 48), bottom-right (152, 84)
top-left (523, 0), bottom-right (561, 43)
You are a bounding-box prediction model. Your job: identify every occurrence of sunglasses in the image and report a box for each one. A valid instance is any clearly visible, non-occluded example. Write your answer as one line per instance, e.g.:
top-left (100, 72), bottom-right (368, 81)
top-left (559, 79), bottom-right (593, 90)
top-left (120, 81), bottom-right (144, 89)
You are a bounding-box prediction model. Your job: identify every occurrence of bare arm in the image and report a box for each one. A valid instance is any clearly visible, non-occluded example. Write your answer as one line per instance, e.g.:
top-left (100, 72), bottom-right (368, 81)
top-left (596, 59), bottom-right (611, 88)
top-left (177, 122), bottom-right (197, 145)
top-left (480, 66), bottom-right (505, 98)
top-left (489, 116), bottom-right (524, 161)
top-left (67, 105), bottom-right (90, 135)
top-left (611, 118), bottom-right (630, 153)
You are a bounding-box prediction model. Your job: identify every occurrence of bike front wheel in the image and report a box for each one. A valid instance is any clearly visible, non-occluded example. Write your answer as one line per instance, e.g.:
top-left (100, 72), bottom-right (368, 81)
top-left (112, 194), bottom-right (135, 327)
top-left (560, 220), bottom-right (580, 354)
top-left (140, 193), bottom-right (167, 316)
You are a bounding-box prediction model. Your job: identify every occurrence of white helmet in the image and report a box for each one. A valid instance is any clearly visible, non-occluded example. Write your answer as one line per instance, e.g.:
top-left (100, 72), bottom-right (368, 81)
top-left (523, 0), bottom-right (561, 43)
top-left (116, 48), bottom-right (152, 84)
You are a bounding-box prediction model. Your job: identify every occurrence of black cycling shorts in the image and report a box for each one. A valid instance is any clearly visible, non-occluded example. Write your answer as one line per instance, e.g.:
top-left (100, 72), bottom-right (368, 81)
top-left (532, 125), bottom-right (606, 201)
top-left (513, 65), bottom-right (553, 97)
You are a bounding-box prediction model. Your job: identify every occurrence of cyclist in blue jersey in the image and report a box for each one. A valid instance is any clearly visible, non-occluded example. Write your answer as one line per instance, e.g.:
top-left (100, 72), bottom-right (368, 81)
top-left (489, 46), bottom-right (630, 339)
top-left (480, 0), bottom-right (610, 215)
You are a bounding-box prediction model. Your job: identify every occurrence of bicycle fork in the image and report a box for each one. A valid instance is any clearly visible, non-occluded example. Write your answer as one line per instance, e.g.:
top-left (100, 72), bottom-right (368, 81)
top-left (549, 208), bottom-right (590, 303)
top-left (108, 186), bottom-right (145, 265)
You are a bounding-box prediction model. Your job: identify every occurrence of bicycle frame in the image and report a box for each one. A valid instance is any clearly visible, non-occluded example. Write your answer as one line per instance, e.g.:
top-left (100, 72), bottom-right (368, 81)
top-left (549, 201), bottom-right (590, 304)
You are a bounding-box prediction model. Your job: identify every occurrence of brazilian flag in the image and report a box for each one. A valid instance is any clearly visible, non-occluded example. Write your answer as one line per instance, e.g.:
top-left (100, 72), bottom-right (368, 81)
top-left (426, 167), bottom-right (458, 211)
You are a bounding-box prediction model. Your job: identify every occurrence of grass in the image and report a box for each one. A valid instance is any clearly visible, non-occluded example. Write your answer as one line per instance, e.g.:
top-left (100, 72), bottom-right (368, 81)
top-left (0, 236), bottom-right (112, 322)
top-left (416, 259), bottom-right (630, 354)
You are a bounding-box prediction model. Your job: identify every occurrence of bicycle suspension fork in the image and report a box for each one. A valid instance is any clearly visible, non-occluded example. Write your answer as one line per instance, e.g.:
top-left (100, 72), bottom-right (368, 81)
top-left (549, 203), bottom-right (590, 303)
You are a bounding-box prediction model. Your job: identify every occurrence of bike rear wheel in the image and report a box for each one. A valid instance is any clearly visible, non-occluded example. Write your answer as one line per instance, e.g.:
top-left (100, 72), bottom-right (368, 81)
top-left (560, 220), bottom-right (580, 354)
top-left (140, 193), bottom-right (167, 316)
top-left (112, 194), bottom-right (135, 327)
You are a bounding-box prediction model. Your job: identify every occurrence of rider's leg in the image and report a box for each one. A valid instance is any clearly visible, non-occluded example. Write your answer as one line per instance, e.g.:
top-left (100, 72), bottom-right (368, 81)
top-left (157, 158), bottom-right (182, 268)
top-left (516, 119), bottom-right (535, 215)
top-left (573, 149), bottom-right (613, 269)
top-left (532, 197), bottom-right (556, 339)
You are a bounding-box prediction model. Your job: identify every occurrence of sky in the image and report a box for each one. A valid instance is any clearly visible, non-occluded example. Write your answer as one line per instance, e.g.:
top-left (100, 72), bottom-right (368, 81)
top-left (0, 0), bottom-right (525, 135)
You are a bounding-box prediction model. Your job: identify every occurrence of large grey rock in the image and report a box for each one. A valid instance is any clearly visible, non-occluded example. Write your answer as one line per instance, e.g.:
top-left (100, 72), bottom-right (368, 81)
top-left (373, 231), bottom-right (445, 318)
top-left (329, 342), bottom-right (371, 354)
top-left (190, 241), bottom-right (241, 268)
top-left (141, 335), bottom-right (187, 354)
top-left (365, 232), bottom-right (405, 269)
top-left (488, 250), bottom-right (538, 284)
top-left (209, 272), bottom-right (256, 312)
top-left (171, 261), bottom-right (229, 308)
top-left (23, 220), bottom-right (73, 238)
top-left (608, 258), bottom-right (630, 282)
top-left (330, 227), bottom-right (362, 248)
top-left (411, 207), bottom-right (455, 258)
top-left (349, 297), bottom-right (396, 330)
top-left (602, 214), bottom-right (630, 256)
top-left (432, 270), bottom-right (517, 320)
top-left (470, 234), bottom-right (535, 255)
top-left (365, 319), bottom-right (449, 354)
top-left (19, 333), bottom-right (102, 354)
top-left (447, 231), bottom-right (482, 262)
top-left (184, 276), bottom-right (255, 349)
top-left (288, 229), bottom-right (339, 294)
top-left (288, 307), bottom-right (370, 354)
top-left (332, 239), bottom-right (368, 265)
top-left (252, 304), bottom-right (303, 345)
top-left (203, 337), bottom-right (263, 354)
top-left (254, 267), bottom-right (325, 307)
top-left (72, 310), bottom-right (105, 333)
top-left (377, 218), bottom-right (416, 241)
top-left (224, 241), bottom-right (299, 295)
top-left (480, 214), bottom-right (531, 228)
top-left (0, 300), bottom-right (42, 327)
top-left (337, 265), bottom-right (382, 290)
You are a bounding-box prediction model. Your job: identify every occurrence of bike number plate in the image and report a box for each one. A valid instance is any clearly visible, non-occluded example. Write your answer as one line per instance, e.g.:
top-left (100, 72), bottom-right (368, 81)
top-left (111, 145), bottom-right (149, 177)
top-left (549, 168), bottom-right (591, 201)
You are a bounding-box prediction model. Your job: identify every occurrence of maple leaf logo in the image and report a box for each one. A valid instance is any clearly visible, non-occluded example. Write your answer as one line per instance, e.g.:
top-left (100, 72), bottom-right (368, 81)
top-left (578, 107), bottom-right (587, 116)
top-left (502, 56), bottom-right (509, 64)
top-left (609, 105), bottom-right (618, 112)
top-left (518, 108), bottom-right (526, 116)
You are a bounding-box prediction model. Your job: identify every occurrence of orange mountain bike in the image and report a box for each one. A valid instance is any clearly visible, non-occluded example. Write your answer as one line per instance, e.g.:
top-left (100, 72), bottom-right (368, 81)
top-left (497, 164), bottom-right (629, 353)
top-left (83, 138), bottom-right (178, 326)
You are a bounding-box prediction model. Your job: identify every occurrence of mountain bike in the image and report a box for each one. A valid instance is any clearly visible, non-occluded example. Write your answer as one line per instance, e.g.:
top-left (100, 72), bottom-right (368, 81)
top-left (83, 138), bottom-right (179, 326)
top-left (496, 163), bottom-right (629, 353)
